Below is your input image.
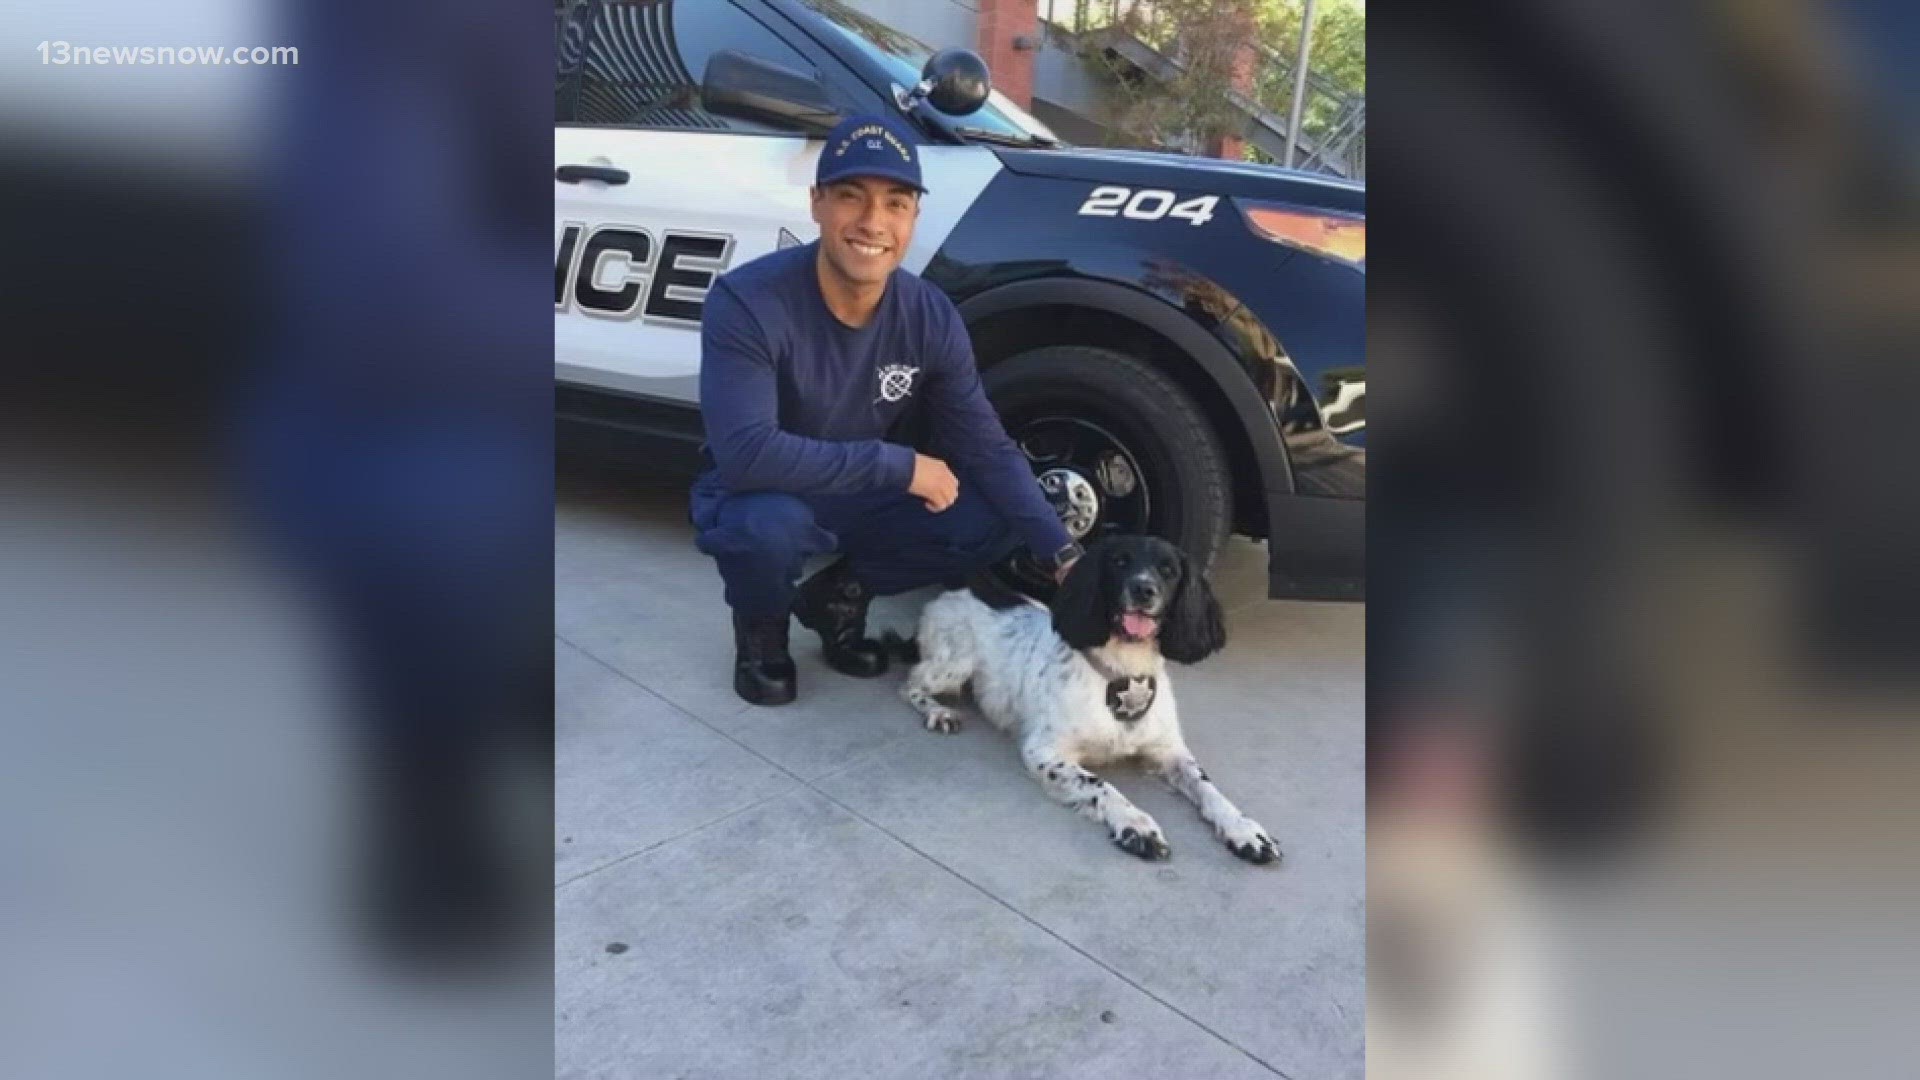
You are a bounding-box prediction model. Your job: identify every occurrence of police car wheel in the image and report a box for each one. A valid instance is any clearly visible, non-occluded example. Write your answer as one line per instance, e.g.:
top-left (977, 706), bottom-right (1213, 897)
top-left (986, 346), bottom-right (1231, 591)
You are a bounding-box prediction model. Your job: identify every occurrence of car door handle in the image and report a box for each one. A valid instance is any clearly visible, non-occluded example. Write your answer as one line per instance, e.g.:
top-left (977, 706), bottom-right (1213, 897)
top-left (555, 164), bottom-right (629, 185)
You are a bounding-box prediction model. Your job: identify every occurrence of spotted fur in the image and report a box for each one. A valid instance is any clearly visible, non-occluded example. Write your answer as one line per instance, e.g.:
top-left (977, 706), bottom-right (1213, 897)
top-left (900, 538), bottom-right (1280, 864)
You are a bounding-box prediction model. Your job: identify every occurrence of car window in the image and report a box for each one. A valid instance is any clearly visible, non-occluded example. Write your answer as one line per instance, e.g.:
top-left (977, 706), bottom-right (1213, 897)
top-left (555, 0), bottom-right (826, 133)
top-left (794, 0), bottom-right (1061, 143)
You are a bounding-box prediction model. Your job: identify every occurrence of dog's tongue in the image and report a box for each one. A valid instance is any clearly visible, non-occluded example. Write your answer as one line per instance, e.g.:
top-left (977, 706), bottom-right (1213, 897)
top-left (1121, 613), bottom-right (1158, 639)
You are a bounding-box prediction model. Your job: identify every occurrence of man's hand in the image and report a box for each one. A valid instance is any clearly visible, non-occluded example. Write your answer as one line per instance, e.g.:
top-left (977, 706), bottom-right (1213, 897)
top-left (909, 453), bottom-right (960, 513)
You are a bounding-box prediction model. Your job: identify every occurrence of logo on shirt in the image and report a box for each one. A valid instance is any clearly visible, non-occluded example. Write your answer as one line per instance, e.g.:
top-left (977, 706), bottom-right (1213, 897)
top-left (875, 364), bottom-right (920, 404)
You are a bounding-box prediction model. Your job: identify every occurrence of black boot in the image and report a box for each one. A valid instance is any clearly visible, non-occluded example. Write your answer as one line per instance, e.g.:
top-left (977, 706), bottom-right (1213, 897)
top-left (792, 559), bottom-right (889, 678)
top-left (733, 613), bottom-right (797, 706)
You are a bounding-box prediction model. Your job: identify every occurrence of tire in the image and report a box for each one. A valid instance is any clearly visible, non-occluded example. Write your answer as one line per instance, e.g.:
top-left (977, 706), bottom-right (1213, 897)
top-left (984, 345), bottom-right (1233, 572)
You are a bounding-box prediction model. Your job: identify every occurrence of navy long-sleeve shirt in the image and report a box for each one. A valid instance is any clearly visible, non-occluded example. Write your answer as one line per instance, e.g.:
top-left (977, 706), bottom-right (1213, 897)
top-left (698, 242), bottom-right (1071, 559)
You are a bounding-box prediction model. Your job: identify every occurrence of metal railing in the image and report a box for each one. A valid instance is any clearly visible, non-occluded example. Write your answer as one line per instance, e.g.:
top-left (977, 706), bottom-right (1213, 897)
top-left (1039, 0), bottom-right (1364, 177)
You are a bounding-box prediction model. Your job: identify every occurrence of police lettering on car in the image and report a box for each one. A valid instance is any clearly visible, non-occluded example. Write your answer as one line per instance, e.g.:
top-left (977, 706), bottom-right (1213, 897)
top-left (554, 224), bottom-right (735, 324)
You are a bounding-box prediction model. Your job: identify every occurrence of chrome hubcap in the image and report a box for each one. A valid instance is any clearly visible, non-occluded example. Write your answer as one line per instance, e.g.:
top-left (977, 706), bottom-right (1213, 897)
top-left (1038, 468), bottom-right (1101, 539)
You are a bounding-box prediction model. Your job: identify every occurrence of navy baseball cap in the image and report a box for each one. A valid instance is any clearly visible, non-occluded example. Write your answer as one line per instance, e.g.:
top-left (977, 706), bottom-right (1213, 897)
top-left (816, 114), bottom-right (926, 194)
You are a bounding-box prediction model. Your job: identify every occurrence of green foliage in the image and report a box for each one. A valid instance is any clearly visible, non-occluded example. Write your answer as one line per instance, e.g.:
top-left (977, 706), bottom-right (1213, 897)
top-left (1248, 0), bottom-right (1364, 156)
top-left (1070, 0), bottom-right (1364, 167)
top-left (1089, 0), bottom-right (1260, 152)
top-left (1257, 0), bottom-right (1365, 96)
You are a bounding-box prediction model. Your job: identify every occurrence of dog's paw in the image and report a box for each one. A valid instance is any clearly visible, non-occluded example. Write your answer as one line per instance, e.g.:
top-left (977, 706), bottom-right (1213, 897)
top-left (922, 706), bottom-right (963, 734)
top-left (1112, 821), bottom-right (1171, 861)
top-left (1221, 817), bottom-right (1281, 865)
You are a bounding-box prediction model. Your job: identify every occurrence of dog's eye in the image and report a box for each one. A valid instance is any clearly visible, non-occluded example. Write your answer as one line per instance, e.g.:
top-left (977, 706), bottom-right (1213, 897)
top-left (1159, 560), bottom-right (1176, 577)
top-left (1109, 552), bottom-right (1129, 569)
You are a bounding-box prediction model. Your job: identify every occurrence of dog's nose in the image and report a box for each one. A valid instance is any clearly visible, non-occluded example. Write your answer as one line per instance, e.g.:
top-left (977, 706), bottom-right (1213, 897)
top-left (1125, 576), bottom-right (1161, 607)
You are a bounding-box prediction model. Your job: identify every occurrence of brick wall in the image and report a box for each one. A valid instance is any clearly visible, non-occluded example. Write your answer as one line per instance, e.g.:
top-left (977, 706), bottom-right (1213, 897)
top-left (1208, 7), bottom-right (1259, 160)
top-left (975, 0), bottom-right (1038, 109)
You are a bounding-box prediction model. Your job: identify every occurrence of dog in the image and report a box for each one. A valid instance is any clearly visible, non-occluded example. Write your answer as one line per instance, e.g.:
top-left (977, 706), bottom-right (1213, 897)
top-left (899, 535), bottom-right (1280, 864)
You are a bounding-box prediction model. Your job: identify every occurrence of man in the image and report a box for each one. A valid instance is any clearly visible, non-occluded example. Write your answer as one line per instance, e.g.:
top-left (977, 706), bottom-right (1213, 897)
top-left (691, 114), bottom-right (1082, 706)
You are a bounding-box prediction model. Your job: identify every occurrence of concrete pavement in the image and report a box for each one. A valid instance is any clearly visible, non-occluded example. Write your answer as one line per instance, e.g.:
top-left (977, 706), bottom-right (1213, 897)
top-left (555, 469), bottom-right (1364, 1079)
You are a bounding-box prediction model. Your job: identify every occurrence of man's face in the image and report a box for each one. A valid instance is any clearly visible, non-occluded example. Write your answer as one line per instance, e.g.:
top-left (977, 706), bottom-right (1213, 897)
top-left (810, 175), bottom-right (919, 286)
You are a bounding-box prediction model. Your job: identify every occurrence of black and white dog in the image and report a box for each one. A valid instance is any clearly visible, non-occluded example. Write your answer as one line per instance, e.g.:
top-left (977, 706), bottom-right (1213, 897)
top-left (901, 536), bottom-right (1280, 864)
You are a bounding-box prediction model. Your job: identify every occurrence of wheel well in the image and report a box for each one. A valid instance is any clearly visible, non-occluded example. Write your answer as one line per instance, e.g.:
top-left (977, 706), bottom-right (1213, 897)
top-left (965, 303), bottom-right (1270, 538)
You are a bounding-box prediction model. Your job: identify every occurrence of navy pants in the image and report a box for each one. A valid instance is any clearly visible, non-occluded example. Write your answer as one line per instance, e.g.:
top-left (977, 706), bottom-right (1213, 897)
top-left (690, 471), bottom-right (1021, 618)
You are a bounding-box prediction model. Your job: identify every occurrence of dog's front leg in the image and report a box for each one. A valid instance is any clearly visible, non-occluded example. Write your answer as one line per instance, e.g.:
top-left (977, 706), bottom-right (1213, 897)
top-left (1021, 741), bottom-right (1169, 860)
top-left (1152, 747), bottom-right (1281, 865)
top-left (901, 657), bottom-right (969, 734)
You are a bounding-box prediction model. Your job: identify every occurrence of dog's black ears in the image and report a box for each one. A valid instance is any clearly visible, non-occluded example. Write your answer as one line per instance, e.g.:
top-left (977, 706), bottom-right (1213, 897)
top-left (1050, 555), bottom-right (1110, 650)
top-left (1160, 553), bottom-right (1226, 664)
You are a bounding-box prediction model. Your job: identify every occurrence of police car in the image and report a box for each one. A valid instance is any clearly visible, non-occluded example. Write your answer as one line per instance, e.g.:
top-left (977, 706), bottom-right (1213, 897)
top-left (555, 0), bottom-right (1365, 599)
